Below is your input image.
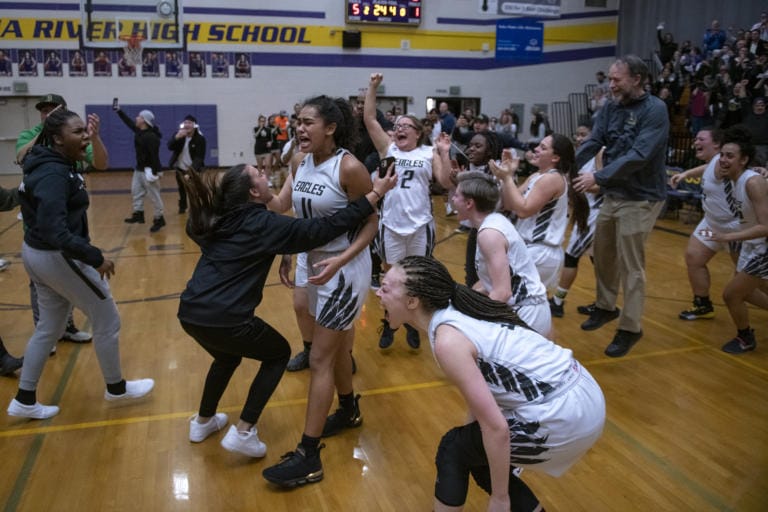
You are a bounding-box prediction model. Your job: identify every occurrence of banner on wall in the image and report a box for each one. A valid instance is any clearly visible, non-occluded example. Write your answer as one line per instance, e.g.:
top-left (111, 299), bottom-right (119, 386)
top-left (495, 18), bottom-right (543, 62)
top-left (498, 0), bottom-right (561, 18)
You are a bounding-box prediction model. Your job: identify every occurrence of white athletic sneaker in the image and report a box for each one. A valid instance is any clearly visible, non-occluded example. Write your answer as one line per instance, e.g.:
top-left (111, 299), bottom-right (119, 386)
top-left (7, 399), bottom-right (60, 419)
top-left (189, 413), bottom-right (228, 443)
top-left (0, 258), bottom-right (9, 272)
top-left (104, 378), bottom-right (155, 402)
top-left (220, 424), bottom-right (267, 457)
top-left (60, 325), bottom-right (92, 343)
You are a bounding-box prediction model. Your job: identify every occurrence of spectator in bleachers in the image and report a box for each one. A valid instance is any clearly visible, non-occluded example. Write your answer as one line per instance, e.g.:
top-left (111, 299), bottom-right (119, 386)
top-left (703, 19), bottom-right (727, 57)
top-left (737, 92), bottom-right (768, 165)
top-left (751, 12), bottom-right (768, 41)
top-left (595, 70), bottom-right (610, 95)
top-left (528, 106), bottom-right (551, 145)
top-left (656, 22), bottom-right (678, 66)
top-left (688, 82), bottom-right (711, 135)
top-left (747, 29), bottom-right (767, 57)
top-left (438, 101), bottom-right (456, 135)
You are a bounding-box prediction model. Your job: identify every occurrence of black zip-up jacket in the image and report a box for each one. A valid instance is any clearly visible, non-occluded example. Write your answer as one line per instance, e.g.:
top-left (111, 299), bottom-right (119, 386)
top-left (178, 197), bottom-right (375, 327)
top-left (20, 145), bottom-right (103, 268)
top-left (168, 130), bottom-right (206, 171)
top-left (116, 109), bottom-right (163, 174)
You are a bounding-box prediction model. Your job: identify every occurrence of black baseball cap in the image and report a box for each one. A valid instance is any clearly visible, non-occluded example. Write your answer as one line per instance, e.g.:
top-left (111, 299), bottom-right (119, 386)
top-left (35, 93), bottom-right (67, 111)
top-left (474, 114), bottom-right (490, 124)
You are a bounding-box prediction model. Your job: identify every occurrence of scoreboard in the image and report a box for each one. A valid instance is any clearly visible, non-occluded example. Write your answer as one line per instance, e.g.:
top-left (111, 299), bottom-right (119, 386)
top-left (346, 1), bottom-right (422, 26)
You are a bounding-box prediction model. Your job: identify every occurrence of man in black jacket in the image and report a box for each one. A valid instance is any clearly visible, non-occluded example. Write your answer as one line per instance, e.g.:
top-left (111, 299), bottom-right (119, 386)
top-left (114, 107), bottom-right (165, 232)
top-left (168, 114), bottom-right (206, 214)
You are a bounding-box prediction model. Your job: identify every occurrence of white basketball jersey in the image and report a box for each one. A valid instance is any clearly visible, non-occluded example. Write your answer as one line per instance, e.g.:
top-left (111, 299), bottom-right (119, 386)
top-left (380, 142), bottom-right (434, 235)
top-left (515, 170), bottom-right (569, 247)
top-left (476, 213), bottom-right (547, 307)
top-left (428, 305), bottom-right (579, 411)
top-left (292, 148), bottom-right (360, 252)
top-left (701, 155), bottom-right (741, 232)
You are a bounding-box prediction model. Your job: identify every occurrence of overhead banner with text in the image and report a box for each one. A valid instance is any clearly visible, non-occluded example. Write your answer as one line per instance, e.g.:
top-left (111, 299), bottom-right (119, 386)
top-left (495, 18), bottom-right (543, 62)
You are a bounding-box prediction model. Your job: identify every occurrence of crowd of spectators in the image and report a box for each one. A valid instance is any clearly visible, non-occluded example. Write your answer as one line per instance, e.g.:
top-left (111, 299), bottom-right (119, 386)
top-left (651, 12), bottom-right (768, 164)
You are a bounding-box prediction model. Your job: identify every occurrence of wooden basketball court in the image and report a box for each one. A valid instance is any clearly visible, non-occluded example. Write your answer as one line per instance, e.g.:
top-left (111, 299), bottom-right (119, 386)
top-left (0, 171), bottom-right (766, 511)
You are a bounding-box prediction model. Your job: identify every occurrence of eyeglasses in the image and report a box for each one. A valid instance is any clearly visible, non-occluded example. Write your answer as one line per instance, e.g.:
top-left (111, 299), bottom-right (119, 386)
top-left (394, 123), bottom-right (417, 131)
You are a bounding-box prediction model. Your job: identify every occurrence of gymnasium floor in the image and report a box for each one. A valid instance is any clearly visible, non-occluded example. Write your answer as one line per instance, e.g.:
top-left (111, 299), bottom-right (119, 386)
top-left (0, 171), bottom-right (766, 511)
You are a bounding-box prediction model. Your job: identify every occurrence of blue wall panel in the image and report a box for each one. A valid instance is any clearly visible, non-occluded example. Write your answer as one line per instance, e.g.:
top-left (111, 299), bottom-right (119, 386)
top-left (85, 104), bottom-right (218, 170)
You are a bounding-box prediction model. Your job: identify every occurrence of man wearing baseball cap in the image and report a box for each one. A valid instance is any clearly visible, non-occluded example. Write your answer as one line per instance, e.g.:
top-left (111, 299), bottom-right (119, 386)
top-left (114, 104), bottom-right (166, 232)
top-left (14, 92), bottom-right (107, 347)
top-left (16, 93), bottom-right (108, 170)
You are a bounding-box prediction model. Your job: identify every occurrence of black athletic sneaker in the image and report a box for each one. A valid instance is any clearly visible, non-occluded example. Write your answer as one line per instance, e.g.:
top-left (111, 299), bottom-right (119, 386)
top-left (405, 324), bottom-right (420, 349)
top-left (263, 444), bottom-right (325, 488)
top-left (286, 349), bottom-right (310, 372)
top-left (722, 329), bottom-right (757, 354)
top-left (0, 353), bottom-right (23, 376)
top-left (549, 297), bottom-right (564, 318)
top-left (378, 319), bottom-right (395, 349)
top-left (678, 298), bottom-right (715, 320)
top-left (604, 329), bottom-right (642, 357)
top-left (322, 394), bottom-right (362, 437)
top-left (577, 302), bottom-right (596, 315)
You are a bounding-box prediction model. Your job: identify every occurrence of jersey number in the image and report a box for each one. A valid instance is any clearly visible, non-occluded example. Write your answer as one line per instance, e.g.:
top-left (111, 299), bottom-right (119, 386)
top-left (400, 170), bottom-right (415, 189)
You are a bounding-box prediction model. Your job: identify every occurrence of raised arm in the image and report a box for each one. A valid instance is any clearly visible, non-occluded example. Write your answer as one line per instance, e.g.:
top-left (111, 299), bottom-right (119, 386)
top-left (364, 73), bottom-right (393, 157)
top-left (86, 113), bottom-right (108, 170)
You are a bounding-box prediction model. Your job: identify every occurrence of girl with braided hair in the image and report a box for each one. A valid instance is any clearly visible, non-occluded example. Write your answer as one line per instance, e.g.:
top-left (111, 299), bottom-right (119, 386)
top-left (8, 108), bottom-right (154, 420)
top-left (376, 256), bottom-right (605, 512)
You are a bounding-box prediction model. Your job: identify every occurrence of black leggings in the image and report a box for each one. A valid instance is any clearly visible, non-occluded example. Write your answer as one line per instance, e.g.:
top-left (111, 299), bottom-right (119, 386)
top-left (434, 421), bottom-right (540, 511)
top-left (181, 317), bottom-right (291, 424)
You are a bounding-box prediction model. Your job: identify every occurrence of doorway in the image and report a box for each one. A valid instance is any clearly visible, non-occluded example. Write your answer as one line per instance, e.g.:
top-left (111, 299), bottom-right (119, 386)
top-left (0, 97), bottom-right (37, 174)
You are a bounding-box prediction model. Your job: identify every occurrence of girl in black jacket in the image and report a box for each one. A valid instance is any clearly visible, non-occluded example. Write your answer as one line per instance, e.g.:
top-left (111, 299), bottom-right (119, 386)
top-left (178, 163), bottom-right (396, 456)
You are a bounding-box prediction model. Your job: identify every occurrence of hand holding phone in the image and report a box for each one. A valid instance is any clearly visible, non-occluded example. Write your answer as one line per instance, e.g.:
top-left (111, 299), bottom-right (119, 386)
top-left (378, 156), bottom-right (396, 178)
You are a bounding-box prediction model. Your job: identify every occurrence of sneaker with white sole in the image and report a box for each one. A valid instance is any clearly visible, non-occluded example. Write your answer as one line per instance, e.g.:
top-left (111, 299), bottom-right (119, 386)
top-left (189, 413), bottom-right (229, 443)
top-left (60, 324), bottom-right (92, 343)
top-left (7, 399), bottom-right (60, 419)
top-left (0, 258), bottom-right (9, 272)
top-left (104, 378), bottom-right (155, 402)
top-left (220, 425), bottom-right (267, 457)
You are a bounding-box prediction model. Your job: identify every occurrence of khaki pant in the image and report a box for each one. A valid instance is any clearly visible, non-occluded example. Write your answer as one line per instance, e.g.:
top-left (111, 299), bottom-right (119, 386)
top-left (593, 197), bottom-right (664, 333)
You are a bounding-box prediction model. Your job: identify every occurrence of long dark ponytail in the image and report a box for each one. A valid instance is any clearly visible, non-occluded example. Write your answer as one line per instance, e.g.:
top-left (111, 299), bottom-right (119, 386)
top-left (183, 164), bottom-right (252, 239)
top-left (551, 133), bottom-right (589, 233)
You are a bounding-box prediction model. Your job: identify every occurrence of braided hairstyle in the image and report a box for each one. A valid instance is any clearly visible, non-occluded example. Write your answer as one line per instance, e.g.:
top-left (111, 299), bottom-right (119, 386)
top-left (396, 256), bottom-right (527, 326)
top-left (470, 130), bottom-right (502, 164)
top-left (184, 164), bottom-right (253, 239)
top-left (302, 95), bottom-right (360, 151)
top-left (36, 108), bottom-right (80, 151)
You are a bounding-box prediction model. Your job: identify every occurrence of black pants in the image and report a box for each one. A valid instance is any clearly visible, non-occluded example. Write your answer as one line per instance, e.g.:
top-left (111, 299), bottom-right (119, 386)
top-left (434, 421), bottom-right (540, 511)
top-left (180, 317), bottom-right (290, 424)
top-left (175, 169), bottom-right (188, 209)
